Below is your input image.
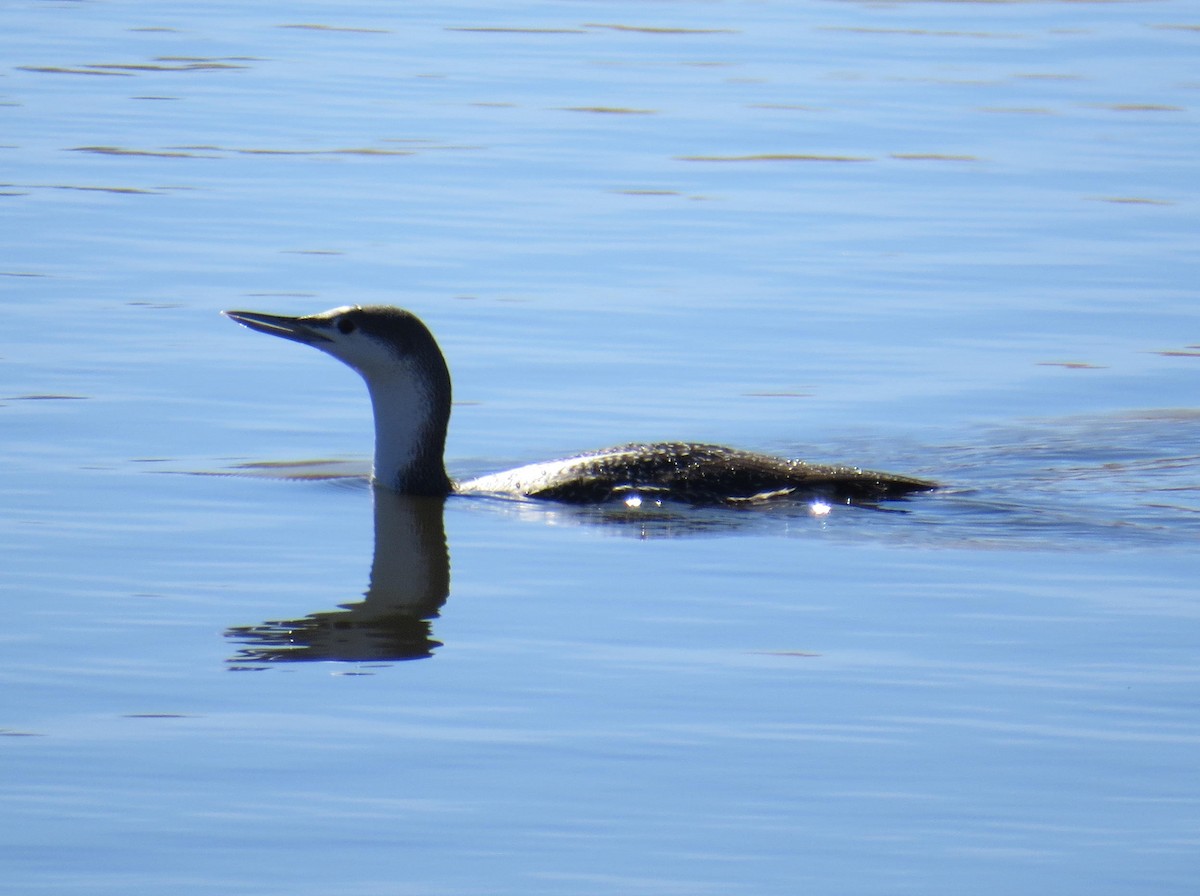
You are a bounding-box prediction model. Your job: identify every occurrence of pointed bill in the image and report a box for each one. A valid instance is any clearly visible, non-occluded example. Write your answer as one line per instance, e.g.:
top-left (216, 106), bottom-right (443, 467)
top-left (222, 310), bottom-right (333, 345)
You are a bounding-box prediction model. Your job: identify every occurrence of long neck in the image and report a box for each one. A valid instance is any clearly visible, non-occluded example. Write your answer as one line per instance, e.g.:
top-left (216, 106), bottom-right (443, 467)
top-left (365, 367), bottom-right (452, 497)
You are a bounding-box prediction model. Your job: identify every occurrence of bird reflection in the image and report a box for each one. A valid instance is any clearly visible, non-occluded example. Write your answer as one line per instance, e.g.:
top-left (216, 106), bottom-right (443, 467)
top-left (225, 490), bottom-right (449, 668)
top-left (223, 478), bottom-right (918, 668)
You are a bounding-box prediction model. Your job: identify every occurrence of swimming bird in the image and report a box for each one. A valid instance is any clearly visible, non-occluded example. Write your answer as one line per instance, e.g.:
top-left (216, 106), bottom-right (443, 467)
top-left (222, 305), bottom-right (936, 505)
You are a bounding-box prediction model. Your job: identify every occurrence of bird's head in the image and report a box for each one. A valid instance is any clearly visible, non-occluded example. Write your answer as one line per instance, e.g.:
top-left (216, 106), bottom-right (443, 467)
top-left (222, 305), bottom-right (446, 383)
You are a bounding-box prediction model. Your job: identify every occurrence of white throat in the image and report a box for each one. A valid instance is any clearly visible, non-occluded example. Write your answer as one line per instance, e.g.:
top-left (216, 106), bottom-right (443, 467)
top-left (365, 367), bottom-right (433, 490)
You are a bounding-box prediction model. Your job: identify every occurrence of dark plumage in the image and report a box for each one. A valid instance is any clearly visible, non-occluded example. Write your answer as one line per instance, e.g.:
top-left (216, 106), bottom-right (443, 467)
top-left (489, 442), bottom-right (934, 504)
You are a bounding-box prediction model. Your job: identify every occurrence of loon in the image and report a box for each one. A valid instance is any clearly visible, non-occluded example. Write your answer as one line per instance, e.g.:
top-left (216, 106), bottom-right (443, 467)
top-left (223, 305), bottom-right (936, 505)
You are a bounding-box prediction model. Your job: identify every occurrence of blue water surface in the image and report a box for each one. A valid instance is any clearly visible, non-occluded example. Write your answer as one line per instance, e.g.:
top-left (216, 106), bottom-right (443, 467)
top-left (2, 1), bottom-right (1198, 894)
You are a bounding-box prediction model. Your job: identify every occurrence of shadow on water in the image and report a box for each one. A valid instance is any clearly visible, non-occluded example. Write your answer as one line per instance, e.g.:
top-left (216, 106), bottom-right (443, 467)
top-left (222, 409), bottom-right (1199, 667)
top-left (225, 491), bottom-right (449, 669)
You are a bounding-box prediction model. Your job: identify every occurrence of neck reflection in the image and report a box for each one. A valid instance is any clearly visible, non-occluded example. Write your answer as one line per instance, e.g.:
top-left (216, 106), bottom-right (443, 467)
top-left (225, 489), bottom-right (450, 668)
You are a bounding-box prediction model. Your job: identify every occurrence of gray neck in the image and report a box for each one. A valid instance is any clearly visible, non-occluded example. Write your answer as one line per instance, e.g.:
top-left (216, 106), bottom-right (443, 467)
top-left (365, 368), bottom-right (452, 497)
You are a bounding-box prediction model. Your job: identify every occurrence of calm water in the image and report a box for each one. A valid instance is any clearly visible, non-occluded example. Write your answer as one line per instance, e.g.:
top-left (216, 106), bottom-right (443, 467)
top-left (3, 1), bottom-right (1199, 893)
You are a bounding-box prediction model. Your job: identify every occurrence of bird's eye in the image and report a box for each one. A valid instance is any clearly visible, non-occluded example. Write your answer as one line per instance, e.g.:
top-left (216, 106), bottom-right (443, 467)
top-left (337, 316), bottom-right (357, 335)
